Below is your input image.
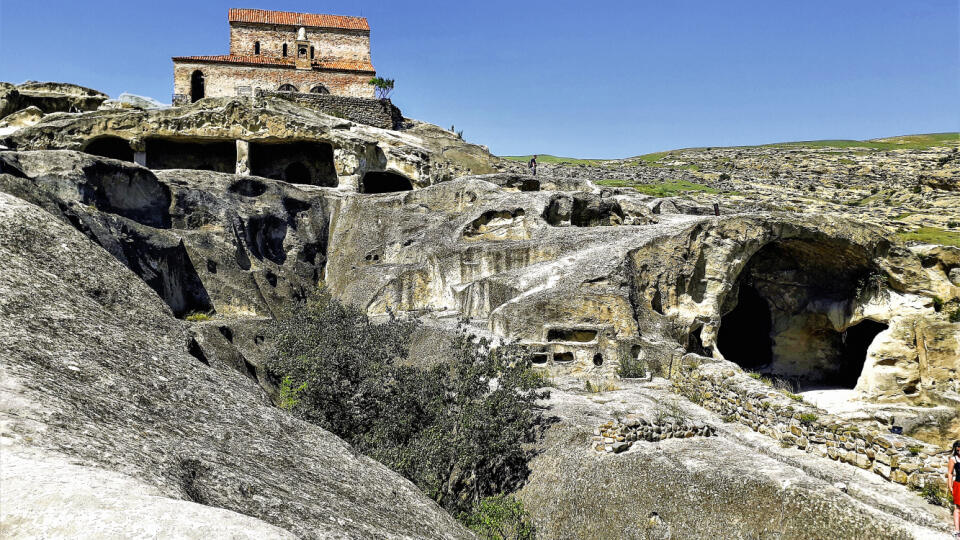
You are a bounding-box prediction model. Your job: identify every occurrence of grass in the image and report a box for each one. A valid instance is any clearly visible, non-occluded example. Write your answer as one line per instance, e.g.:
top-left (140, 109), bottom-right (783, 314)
top-left (896, 227), bottom-right (960, 248)
top-left (501, 154), bottom-right (606, 166)
top-left (185, 312), bottom-right (212, 322)
top-left (799, 413), bottom-right (818, 424)
top-left (757, 132), bottom-right (959, 151)
top-left (501, 133), bottom-right (959, 170)
top-left (595, 179), bottom-right (719, 197)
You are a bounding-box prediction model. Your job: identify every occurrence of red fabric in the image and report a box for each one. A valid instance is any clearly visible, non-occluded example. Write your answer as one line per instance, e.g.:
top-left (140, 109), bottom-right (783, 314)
top-left (954, 482), bottom-right (960, 506)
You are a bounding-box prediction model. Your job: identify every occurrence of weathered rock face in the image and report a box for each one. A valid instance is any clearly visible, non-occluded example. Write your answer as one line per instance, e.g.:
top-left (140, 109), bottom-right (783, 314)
top-left (1, 85), bottom-right (955, 537)
top-left (324, 178), bottom-right (956, 405)
top-left (518, 378), bottom-right (950, 539)
top-left (0, 150), bottom-right (331, 319)
top-left (0, 192), bottom-right (472, 539)
top-left (0, 81), bottom-right (108, 119)
top-left (1, 96), bottom-right (498, 189)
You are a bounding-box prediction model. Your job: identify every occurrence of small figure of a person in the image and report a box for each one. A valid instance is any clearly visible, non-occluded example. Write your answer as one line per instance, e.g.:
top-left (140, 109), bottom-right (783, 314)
top-left (949, 440), bottom-right (960, 537)
top-left (528, 155), bottom-right (537, 176)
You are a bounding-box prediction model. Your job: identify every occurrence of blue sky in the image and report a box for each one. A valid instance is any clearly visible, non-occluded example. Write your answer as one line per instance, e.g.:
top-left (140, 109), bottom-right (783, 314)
top-left (1, 1), bottom-right (957, 157)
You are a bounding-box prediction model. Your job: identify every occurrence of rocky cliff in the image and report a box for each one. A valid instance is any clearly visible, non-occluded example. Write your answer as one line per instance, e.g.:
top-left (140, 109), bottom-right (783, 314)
top-left (0, 84), bottom-right (957, 538)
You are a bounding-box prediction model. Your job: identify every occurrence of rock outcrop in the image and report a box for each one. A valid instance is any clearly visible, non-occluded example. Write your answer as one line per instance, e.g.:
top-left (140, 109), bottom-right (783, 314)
top-left (0, 81), bottom-right (108, 119)
top-left (1, 84), bottom-right (956, 538)
top-left (0, 192), bottom-right (472, 539)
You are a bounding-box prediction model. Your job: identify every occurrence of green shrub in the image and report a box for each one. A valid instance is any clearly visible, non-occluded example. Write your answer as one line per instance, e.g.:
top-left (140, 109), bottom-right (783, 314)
top-left (932, 296), bottom-right (944, 312)
top-left (799, 413), bottom-right (818, 424)
top-left (916, 484), bottom-right (951, 507)
top-left (786, 392), bottom-right (804, 402)
top-left (267, 289), bottom-right (549, 515)
top-left (185, 312), bottom-right (211, 322)
top-left (949, 309), bottom-right (960, 323)
top-left (907, 445), bottom-right (922, 456)
top-left (278, 376), bottom-right (306, 410)
top-left (460, 495), bottom-right (536, 540)
top-left (616, 351), bottom-right (647, 378)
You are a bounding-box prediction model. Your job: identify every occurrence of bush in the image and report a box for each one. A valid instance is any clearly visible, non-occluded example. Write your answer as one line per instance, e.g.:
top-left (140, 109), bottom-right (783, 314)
top-left (799, 413), bottom-right (818, 424)
top-left (185, 312), bottom-right (211, 322)
top-left (267, 289), bottom-right (549, 515)
top-left (616, 351), bottom-right (647, 379)
top-left (932, 296), bottom-right (944, 312)
top-left (950, 309), bottom-right (960, 323)
top-left (460, 495), bottom-right (536, 540)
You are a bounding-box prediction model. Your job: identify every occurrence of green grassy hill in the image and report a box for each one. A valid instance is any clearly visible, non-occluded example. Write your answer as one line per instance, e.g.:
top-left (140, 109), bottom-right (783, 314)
top-left (502, 133), bottom-right (959, 162)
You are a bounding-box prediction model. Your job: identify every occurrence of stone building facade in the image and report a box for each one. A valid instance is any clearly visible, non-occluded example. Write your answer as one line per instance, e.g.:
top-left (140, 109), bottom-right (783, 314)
top-left (172, 9), bottom-right (375, 104)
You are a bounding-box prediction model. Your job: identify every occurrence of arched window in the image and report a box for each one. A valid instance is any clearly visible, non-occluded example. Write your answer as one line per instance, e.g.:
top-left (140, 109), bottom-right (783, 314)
top-left (282, 43), bottom-right (288, 57)
top-left (254, 41), bottom-right (260, 55)
top-left (278, 84), bottom-right (298, 92)
top-left (309, 85), bottom-right (330, 94)
top-left (190, 70), bottom-right (205, 102)
top-left (310, 46), bottom-right (315, 59)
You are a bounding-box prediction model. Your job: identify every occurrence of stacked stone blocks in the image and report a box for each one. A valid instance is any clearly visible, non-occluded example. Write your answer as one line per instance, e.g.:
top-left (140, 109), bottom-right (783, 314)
top-left (256, 89), bottom-right (402, 130)
top-left (672, 354), bottom-right (949, 493)
top-left (593, 414), bottom-right (716, 454)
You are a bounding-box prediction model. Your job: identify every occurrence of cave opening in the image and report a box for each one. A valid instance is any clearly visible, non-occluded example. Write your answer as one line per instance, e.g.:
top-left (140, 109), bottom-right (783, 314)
top-left (716, 238), bottom-right (884, 390)
top-left (145, 138), bottom-right (236, 172)
top-left (83, 136), bottom-right (134, 162)
top-left (361, 171), bottom-right (413, 194)
top-left (249, 141), bottom-right (337, 187)
top-left (716, 283), bottom-right (773, 370)
top-left (836, 319), bottom-right (888, 388)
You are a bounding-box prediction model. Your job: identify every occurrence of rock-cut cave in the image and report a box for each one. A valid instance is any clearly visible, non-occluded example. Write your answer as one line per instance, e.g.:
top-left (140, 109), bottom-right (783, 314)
top-left (716, 238), bottom-right (889, 390)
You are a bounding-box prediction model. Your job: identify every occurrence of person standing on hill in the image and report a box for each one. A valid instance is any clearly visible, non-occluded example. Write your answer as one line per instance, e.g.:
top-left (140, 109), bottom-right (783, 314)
top-left (528, 155), bottom-right (538, 176)
top-left (949, 441), bottom-right (960, 537)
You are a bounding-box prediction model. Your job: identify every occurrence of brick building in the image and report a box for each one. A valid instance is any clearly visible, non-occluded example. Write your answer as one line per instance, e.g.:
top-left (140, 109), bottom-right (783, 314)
top-left (172, 9), bottom-right (375, 104)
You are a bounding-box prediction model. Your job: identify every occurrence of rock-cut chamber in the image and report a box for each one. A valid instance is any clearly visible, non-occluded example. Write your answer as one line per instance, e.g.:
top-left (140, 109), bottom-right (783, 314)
top-left (716, 238), bottom-right (888, 390)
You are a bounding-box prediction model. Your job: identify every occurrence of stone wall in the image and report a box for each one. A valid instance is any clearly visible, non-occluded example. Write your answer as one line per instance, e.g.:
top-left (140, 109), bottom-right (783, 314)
top-left (173, 62), bottom-right (373, 102)
top-left (592, 415), bottom-right (716, 454)
top-left (229, 23), bottom-right (371, 64)
top-left (255, 90), bottom-right (402, 130)
top-left (672, 354), bottom-right (950, 496)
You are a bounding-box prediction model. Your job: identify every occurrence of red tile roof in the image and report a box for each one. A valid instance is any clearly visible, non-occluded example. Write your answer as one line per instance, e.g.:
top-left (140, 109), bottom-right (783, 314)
top-left (172, 54), bottom-right (376, 73)
top-left (228, 8), bottom-right (369, 31)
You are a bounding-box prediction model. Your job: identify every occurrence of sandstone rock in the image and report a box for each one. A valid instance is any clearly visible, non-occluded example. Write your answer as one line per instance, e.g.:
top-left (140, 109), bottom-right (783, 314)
top-left (0, 193), bottom-right (471, 539)
top-left (0, 81), bottom-right (108, 119)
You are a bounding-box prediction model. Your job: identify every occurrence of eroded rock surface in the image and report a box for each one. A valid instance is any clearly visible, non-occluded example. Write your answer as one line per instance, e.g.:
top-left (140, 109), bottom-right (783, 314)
top-left (0, 193), bottom-right (471, 539)
top-left (0, 86), bottom-right (956, 538)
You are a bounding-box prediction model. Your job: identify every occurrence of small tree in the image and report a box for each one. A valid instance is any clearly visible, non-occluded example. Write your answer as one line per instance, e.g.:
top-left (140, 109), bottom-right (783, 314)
top-left (369, 76), bottom-right (395, 99)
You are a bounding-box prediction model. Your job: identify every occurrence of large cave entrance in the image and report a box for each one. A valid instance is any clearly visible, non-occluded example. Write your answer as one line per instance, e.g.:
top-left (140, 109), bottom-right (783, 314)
top-left (716, 238), bottom-right (887, 390)
top-left (145, 138), bottom-right (236, 173)
top-left (249, 141), bottom-right (338, 187)
top-left (361, 171), bottom-right (413, 194)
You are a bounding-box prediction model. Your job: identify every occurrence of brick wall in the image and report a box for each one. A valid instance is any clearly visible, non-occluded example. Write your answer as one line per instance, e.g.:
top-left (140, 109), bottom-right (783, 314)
top-left (229, 23), bottom-right (370, 63)
top-left (255, 90), bottom-right (402, 130)
top-left (173, 61), bottom-right (374, 101)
